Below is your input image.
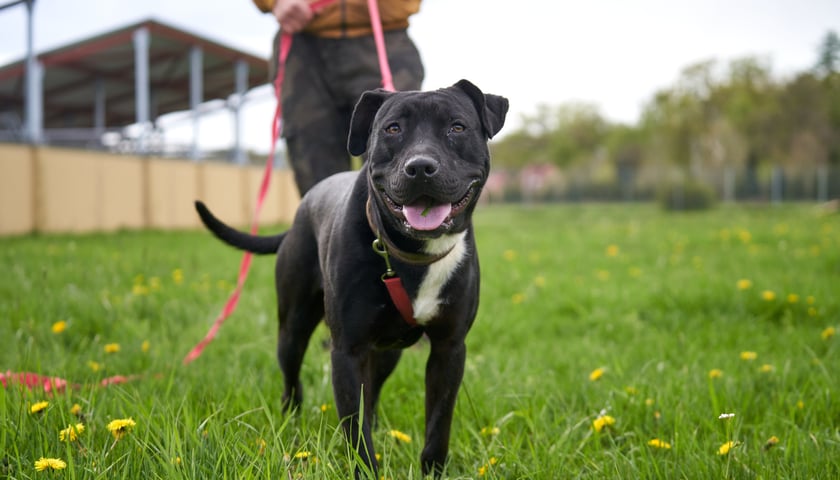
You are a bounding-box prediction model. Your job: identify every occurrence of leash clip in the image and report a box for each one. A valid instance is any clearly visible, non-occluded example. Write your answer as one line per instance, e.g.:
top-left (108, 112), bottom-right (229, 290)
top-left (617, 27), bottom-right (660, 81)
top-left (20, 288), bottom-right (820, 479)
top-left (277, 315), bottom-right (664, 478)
top-left (372, 238), bottom-right (396, 280)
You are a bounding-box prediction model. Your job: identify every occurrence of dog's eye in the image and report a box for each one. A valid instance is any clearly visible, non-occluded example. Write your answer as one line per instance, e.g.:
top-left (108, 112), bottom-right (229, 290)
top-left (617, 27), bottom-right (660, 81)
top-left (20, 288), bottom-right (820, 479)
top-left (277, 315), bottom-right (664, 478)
top-left (384, 123), bottom-right (401, 134)
top-left (449, 123), bottom-right (466, 134)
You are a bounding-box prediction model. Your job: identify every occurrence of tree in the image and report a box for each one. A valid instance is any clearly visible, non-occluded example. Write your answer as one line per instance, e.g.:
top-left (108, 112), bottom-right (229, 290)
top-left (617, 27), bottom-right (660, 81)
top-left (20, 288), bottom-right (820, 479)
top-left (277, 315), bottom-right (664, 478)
top-left (815, 30), bottom-right (840, 77)
top-left (491, 103), bottom-right (609, 169)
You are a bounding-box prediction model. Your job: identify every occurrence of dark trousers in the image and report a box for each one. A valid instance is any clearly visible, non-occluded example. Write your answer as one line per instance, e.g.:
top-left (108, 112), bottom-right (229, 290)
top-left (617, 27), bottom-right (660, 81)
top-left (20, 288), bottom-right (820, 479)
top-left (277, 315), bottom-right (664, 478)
top-left (275, 30), bottom-right (424, 195)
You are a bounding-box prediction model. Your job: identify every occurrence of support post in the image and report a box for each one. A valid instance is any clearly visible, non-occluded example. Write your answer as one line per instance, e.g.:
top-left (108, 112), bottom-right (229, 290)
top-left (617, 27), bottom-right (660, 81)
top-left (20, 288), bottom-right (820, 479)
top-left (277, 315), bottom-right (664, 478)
top-left (771, 165), bottom-right (783, 205)
top-left (133, 26), bottom-right (150, 153)
top-left (189, 45), bottom-right (203, 160)
top-left (723, 166), bottom-right (736, 203)
top-left (94, 76), bottom-right (106, 137)
top-left (817, 165), bottom-right (829, 203)
top-left (24, 0), bottom-right (42, 144)
top-left (233, 59), bottom-right (248, 165)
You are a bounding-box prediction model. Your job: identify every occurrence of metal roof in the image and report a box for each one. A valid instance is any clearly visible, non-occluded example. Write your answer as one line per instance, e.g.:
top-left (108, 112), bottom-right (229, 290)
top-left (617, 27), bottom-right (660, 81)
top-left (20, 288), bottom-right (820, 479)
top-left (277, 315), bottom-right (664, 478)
top-left (0, 18), bottom-right (270, 129)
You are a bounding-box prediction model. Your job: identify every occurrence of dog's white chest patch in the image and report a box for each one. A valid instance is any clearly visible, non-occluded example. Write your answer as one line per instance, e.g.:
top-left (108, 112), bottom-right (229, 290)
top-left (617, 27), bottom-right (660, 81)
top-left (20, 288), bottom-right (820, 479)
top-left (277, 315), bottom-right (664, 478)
top-left (412, 231), bottom-right (468, 324)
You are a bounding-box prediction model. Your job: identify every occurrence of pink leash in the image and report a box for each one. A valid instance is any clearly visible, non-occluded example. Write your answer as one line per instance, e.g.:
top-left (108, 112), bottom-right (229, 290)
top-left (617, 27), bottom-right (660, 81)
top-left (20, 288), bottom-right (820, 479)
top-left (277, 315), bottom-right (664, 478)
top-left (367, 0), bottom-right (396, 91)
top-left (182, 0), bottom-right (395, 364)
top-left (1, 370), bottom-right (144, 394)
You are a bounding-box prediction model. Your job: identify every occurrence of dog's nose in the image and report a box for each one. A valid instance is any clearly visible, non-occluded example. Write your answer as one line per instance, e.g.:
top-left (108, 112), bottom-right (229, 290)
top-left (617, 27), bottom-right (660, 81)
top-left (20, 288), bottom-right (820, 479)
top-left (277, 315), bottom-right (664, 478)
top-left (403, 157), bottom-right (439, 179)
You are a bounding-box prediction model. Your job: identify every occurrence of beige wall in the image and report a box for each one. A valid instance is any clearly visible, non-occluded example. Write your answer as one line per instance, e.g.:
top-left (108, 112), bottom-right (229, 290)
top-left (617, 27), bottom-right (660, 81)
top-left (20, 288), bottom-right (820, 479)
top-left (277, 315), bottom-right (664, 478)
top-left (0, 145), bottom-right (34, 235)
top-left (0, 143), bottom-right (300, 236)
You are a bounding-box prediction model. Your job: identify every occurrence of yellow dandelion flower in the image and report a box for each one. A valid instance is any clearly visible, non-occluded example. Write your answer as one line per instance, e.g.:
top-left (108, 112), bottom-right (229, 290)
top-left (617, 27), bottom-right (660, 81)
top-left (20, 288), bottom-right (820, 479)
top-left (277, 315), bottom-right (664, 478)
top-left (87, 360), bottom-right (102, 372)
top-left (388, 430), bottom-right (412, 443)
top-left (808, 307), bottom-right (818, 317)
top-left (502, 250), bottom-right (517, 262)
top-left (70, 403), bottom-right (82, 416)
top-left (478, 465), bottom-right (487, 476)
top-left (107, 418), bottom-right (136, 439)
top-left (293, 451), bottom-right (311, 460)
top-left (30, 401), bottom-right (49, 414)
top-left (172, 268), bottom-right (184, 285)
top-left (806, 296), bottom-right (816, 305)
top-left (533, 275), bottom-right (546, 288)
top-left (59, 423), bottom-right (85, 442)
top-left (51, 320), bottom-right (67, 334)
top-left (821, 326), bottom-right (835, 341)
top-left (141, 340), bottom-right (150, 353)
top-left (480, 426), bottom-right (500, 436)
top-left (761, 290), bottom-right (776, 301)
top-left (320, 403), bottom-right (331, 413)
top-left (764, 436), bottom-right (780, 450)
top-left (736, 279), bottom-right (752, 290)
top-left (606, 245), bottom-right (620, 257)
top-left (172, 456), bottom-right (182, 465)
top-left (645, 398), bottom-right (655, 407)
top-left (589, 367), bottom-right (605, 381)
top-left (256, 438), bottom-right (267, 455)
top-left (511, 293), bottom-right (525, 305)
top-left (104, 343), bottom-right (120, 354)
top-left (489, 457), bottom-right (498, 465)
top-left (796, 400), bottom-right (804, 410)
top-left (737, 230), bottom-right (751, 243)
top-left (708, 368), bottom-right (724, 379)
top-left (34, 457), bottom-right (66, 471)
top-left (132, 284), bottom-right (150, 296)
top-left (759, 364), bottom-right (774, 373)
top-left (740, 351), bottom-right (757, 361)
top-left (717, 440), bottom-right (737, 455)
top-left (648, 438), bottom-right (672, 449)
top-left (592, 414), bottom-right (615, 433)
top-left (624, 386), bottom-right (638, 395)
top-left (787, 293), bottom-right (799, 304)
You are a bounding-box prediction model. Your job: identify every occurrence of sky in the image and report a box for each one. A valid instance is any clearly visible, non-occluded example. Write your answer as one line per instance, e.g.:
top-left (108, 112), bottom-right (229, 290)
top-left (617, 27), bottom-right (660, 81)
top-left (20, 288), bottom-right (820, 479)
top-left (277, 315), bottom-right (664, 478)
top-left (1, 0), bottom-right (839, 153)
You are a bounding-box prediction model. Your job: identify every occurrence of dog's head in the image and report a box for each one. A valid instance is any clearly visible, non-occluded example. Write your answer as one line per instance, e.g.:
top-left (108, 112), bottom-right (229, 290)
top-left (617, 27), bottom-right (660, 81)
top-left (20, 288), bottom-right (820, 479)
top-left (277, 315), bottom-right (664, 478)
top-left (349, 80), bottom-right (509, 239)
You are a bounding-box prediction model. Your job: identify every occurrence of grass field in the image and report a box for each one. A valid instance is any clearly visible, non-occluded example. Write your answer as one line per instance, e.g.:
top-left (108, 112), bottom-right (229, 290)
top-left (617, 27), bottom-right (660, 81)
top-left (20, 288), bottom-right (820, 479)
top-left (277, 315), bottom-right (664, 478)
top-left (1, 203), bottom-right (838, 479)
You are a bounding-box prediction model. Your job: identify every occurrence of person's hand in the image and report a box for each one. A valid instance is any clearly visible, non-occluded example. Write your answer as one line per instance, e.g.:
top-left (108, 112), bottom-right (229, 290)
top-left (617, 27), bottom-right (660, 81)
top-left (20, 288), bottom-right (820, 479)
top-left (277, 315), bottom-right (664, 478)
top-left (273, 0), bottom-right (313, 34)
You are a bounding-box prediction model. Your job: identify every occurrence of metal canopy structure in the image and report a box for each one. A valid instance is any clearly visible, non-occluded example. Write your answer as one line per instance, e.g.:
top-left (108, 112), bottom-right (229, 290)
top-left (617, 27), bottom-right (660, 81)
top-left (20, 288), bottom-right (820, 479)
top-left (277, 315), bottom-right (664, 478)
top-left (0, 16), bottom-right (270, 159)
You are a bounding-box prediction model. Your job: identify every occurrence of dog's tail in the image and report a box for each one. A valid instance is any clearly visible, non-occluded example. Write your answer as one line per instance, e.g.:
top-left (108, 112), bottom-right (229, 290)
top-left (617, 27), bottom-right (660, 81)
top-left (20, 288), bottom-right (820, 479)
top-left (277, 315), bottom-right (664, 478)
top-left (195, 201), bottom-right (285, 254)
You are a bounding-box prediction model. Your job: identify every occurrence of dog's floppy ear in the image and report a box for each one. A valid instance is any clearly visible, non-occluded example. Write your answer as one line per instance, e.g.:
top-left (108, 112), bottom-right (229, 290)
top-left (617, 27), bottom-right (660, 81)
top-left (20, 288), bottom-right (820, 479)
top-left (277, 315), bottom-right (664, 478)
top-left (453, 79), bottom-right (509, 139)
top-left (348, 89), bottom-right (393, 156)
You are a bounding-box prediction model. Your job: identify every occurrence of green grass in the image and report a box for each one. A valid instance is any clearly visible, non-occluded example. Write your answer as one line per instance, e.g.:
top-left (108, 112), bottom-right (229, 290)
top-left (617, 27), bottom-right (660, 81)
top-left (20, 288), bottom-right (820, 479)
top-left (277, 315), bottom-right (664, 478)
top-left (1, 203), bottom-right (838, 479)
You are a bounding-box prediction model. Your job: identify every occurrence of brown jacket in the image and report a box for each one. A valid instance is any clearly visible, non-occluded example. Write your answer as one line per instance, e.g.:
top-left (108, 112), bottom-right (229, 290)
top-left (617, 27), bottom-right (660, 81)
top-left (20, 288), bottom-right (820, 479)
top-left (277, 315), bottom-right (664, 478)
top-left (253, 0), bottom-right (421, 38)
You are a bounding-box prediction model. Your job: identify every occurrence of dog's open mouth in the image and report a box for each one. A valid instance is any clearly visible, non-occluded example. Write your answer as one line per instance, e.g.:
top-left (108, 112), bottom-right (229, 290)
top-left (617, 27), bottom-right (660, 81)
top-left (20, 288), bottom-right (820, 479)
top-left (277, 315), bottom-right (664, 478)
top-left (382, 183), bottom-right (478, 231)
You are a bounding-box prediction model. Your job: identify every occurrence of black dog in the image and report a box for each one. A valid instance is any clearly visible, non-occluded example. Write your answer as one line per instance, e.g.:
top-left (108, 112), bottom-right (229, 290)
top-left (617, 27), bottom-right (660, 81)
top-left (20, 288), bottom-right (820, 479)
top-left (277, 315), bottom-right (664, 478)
top-left (195, 80), bottom-right (507, 477)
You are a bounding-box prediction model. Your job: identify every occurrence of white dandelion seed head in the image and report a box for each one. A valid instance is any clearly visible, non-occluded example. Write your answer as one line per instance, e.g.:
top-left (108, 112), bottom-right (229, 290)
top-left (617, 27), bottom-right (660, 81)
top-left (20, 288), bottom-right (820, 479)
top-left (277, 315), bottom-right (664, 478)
top-left (718, 413), bottom-right (735, 419)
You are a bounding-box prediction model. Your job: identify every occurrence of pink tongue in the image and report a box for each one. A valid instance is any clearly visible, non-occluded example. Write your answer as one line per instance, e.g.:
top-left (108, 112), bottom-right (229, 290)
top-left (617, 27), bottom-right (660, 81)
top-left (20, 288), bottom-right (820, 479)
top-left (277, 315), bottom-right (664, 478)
top-left (403, 203), bottom-right (452, 231)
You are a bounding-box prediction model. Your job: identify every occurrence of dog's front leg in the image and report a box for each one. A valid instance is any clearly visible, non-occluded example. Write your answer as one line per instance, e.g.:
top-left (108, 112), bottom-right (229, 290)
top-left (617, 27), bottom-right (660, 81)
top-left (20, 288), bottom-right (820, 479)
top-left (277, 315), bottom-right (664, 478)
top-left (421, 339), bottom-right (466, 477)
top-left (331, 348), bottom-right (378, 477)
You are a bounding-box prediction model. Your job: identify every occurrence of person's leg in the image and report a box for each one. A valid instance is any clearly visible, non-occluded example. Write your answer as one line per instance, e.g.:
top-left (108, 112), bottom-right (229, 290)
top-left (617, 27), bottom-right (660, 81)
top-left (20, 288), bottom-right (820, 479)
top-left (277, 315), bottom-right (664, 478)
top-left (280, 30), bottom-right (424, 195)
top-left (325, 29), bottom-right (424, 103)
top-left (281, 34), bottom-right (353, 196)
top-left (317, 30), bottom-right (424, 170)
